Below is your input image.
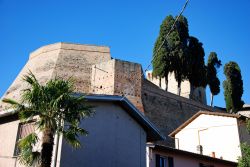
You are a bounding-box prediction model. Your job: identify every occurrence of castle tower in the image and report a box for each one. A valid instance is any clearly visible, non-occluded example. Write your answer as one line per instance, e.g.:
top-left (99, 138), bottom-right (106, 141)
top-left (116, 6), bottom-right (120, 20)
top-left (91, 59), bottom-right (144, 112)
top-left (0, 42), bottom-right (111, 110)
top-left (0, 42), bottom-right (144, 112)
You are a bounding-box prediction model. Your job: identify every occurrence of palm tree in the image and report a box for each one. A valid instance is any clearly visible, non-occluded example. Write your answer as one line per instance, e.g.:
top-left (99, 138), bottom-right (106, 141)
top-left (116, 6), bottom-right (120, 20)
top-left (3, 72), bottom-right (92, 167)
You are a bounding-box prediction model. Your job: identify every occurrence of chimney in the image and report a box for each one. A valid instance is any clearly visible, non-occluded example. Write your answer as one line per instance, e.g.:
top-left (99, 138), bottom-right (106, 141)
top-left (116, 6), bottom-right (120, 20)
top-left (211, 152), bottom-right (216, 158)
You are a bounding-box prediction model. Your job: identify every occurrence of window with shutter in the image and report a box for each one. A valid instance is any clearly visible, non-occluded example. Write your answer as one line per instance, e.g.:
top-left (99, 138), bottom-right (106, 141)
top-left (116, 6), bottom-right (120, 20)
top-left (14, 121), bottom-right (36, 156)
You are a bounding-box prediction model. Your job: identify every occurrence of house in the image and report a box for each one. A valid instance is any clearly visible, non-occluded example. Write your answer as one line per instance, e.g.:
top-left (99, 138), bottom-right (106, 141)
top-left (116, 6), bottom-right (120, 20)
top-left (0, 95), bottom-right (164, 167)
top-left (146, 144), bottom-right (237, 167)
top-left (169, 111), bottom-right (250, 162)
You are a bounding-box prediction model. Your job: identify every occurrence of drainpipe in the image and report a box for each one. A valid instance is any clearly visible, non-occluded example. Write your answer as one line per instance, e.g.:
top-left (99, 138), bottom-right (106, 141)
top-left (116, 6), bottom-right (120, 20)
top-left (169, 136), bottom-right (180, 149)
top-left (197, 128), bottom-right (208, 154)
top-left (52, 133), bottom-right (60, 167)
top-left (52, 119), bottom-right (63, 167)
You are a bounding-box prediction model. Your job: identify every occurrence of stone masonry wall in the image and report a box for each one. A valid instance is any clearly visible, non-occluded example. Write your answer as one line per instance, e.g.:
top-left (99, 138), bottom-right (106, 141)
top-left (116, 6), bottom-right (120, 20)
top-left (91, 60), bottom-right (115, 95)
top-left (52, 43), bottom-right (111, 93)
top-left (1, 42), bottom-right (224, 147)
top-left (146, 71), bottom-right (207, 105)
top-left (0, 43), bottom-right (111, 110)
top-left (114, 60), bottom-right (144, 112)
top-left (90, 59), bottom-right (144, 112)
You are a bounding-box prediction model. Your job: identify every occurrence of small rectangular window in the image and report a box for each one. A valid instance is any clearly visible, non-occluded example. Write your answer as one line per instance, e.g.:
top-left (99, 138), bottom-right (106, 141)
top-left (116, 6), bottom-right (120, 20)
top-left (14, 121), bottom-right (36, 156)
top-left (156, 154), bottom-right (174, 167)
top-left (199, 163), bottom-right (214, 167)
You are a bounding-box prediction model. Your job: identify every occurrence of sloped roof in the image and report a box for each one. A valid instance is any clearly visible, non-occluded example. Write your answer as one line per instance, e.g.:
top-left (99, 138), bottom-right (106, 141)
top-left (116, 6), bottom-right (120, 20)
top-left (169, 111), bottom-right (241, 137)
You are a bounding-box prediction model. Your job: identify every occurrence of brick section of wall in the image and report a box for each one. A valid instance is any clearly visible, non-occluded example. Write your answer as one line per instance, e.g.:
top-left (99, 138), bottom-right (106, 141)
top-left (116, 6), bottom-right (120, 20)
top-left (113, 60), bottom-right (144, 112)
top-left (142, 79), bottom-right (221, 146)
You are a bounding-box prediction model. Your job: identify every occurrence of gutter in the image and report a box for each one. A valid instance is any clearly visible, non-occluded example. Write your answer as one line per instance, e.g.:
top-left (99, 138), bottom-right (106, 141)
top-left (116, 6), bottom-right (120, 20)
top-left (0, 108), bottom-right (17, 118)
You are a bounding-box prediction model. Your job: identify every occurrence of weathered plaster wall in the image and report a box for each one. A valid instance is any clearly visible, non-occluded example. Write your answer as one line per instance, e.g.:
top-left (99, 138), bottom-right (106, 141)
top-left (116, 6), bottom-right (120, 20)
top-left (0, 115), bottom-right (19, 167)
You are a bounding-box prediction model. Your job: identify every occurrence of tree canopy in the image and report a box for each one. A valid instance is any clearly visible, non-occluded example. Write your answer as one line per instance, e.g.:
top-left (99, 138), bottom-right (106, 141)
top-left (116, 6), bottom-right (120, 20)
top-left (187, 36), bottom-right (207, 96)
top-left (153, 15), bottom-right (208, 96)
top-left (152, 15), bottom-right (175, 91)
top-left (207, 52), bottom-right (222, 106)
top-left (3, 72), bottom-right (93, 167)
top-left (223, 61), bottom-right (244, 113)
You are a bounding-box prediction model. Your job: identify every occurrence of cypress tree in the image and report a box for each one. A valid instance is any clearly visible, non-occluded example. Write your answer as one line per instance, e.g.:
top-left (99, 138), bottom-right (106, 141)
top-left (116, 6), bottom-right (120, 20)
top-left (207, 52), bottom-right (222, 106)
top-left (187, 36), bottom-right (207, 98)
top-left (152, 15), bottom-right (175, 91)
top-left (223, 61), bottom-right (244, 113)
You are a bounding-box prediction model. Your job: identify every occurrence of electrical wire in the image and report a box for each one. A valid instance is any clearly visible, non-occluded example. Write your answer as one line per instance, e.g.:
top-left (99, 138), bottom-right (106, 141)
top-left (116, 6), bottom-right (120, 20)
top-left (120, 0), bottom-right (190, 101)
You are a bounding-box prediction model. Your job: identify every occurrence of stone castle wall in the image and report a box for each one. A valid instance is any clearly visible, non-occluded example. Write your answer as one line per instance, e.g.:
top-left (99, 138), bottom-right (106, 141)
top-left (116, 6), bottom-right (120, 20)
top-left (91, 59), bottom-right (144, 112)
top-left (0, 43), bottom-right (111, 110)
top-left (1, 42), bottom-right (224, 147)
top-left (146, 71), bottom-right (207, 105)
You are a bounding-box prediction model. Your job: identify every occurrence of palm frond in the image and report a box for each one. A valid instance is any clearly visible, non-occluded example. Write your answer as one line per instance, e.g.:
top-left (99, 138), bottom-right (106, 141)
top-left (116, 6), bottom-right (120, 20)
top-left (2, 98), bottom-right (20, 105)
top-left (17, 133), bottom-right (40, 166)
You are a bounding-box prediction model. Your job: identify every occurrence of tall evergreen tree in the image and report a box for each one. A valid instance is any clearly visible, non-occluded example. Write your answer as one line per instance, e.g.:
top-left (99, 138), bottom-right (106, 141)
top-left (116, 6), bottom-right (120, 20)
top-left (223, 61), bottom-right (244, 113)
top-left (207, 52), bottom-right (222, 106)
top-left (187, 36), bottom-right (207, 98)
top-left (168, 15), bottom-right (190, 95)
top-left (3, 72), bottom-right (92, 167)
top-left (152, 15), bottom-right (175, 91)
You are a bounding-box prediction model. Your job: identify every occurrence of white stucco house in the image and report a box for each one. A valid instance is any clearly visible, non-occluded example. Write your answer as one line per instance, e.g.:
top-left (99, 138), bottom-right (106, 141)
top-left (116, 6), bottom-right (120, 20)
top-left (0, 95), bottom-right (164, 167)
top-left (169, 111), bottom-right (250, 163)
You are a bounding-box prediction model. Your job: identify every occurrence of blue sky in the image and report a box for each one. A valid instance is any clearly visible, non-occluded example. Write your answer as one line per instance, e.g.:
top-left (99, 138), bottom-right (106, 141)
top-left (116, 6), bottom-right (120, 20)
top-left (1, 0), bottom-right (249, 107)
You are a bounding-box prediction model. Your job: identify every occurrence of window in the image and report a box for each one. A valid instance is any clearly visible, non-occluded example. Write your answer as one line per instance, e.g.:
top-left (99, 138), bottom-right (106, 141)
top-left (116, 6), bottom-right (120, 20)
top-left (156, 154), bottom-right (174, 167)
top-left (14, 121), bottom-right (36, 156)
top-left (199, 163), bottom-right (214, 167)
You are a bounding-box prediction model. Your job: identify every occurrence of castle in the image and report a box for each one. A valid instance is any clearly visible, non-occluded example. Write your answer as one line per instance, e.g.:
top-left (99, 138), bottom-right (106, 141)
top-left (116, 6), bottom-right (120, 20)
top-left (0, 42), bottom-right (221, 145)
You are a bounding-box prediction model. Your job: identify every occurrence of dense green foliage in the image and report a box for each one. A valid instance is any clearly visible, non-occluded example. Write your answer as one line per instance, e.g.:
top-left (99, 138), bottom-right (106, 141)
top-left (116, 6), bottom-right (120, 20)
top-left (238, 120), bottom-right (250, 167)
top-left (187, 36), bottom-right (207, 97)
top-left (207, 52), bottom-right (222, 106)
top-left (153, 15), bottom-right (207, 95)
top-left (3, 72), bottom-right (92, 167)
top-left (223, 61), bottom-right (244, 113)
top-left (152, 15), bottom-right (175, 91)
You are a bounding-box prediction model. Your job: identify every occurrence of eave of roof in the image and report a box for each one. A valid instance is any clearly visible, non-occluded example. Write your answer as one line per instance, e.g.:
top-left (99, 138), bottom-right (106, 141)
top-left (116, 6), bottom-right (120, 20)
top-left (169, 111), bottom-right (241, 137)
top-left (152, 144), bottom-right (237, 166)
